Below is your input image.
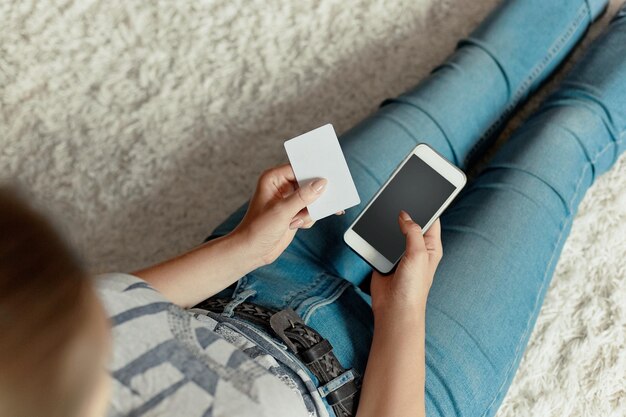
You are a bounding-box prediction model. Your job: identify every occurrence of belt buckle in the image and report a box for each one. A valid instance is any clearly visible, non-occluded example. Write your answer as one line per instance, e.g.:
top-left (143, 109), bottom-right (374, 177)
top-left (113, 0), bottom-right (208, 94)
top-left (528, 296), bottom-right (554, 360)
top-left (269, 308), bottom-right (304, 354)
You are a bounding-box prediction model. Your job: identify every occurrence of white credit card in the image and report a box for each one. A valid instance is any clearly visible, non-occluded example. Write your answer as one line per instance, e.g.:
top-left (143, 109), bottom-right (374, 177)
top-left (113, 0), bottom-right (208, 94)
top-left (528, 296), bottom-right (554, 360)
top-left (284, 124), bottom-right (360, 221)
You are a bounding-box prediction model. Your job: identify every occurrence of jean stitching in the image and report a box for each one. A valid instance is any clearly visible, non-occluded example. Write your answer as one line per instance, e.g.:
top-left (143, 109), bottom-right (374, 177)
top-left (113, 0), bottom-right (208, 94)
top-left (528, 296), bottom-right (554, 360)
top-left (301, 279), bottom-right (352, 323)
top-left (466, 3), bottom-right (589, 166)
top-left (480, 136), bottom-right (623, 417)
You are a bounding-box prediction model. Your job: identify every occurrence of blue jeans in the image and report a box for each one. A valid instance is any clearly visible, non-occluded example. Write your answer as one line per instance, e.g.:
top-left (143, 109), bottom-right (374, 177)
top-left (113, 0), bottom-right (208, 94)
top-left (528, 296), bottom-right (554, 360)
top-left (205, 0), bottom-right (626, 416)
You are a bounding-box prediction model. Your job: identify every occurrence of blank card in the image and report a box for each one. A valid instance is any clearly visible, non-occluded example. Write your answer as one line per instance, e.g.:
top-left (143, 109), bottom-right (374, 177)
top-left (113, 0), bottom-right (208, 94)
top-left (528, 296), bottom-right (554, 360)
top-left (284, 124), bottom-right (361, 221)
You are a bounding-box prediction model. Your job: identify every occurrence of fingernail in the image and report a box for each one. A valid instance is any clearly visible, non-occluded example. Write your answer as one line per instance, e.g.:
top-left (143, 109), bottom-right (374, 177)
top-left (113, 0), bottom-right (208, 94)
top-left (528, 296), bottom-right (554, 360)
top-left (399, 210), bottom-right (411, 221)
top-left (289, 218), bottom-right (304, 229)
top-left (311, 178), bottom-right (327, 193)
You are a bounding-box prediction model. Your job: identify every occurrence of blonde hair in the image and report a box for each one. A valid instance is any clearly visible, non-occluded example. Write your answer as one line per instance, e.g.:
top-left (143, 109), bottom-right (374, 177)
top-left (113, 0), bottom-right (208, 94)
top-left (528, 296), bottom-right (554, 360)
top-left (0, 188), bottom-right (104, 417)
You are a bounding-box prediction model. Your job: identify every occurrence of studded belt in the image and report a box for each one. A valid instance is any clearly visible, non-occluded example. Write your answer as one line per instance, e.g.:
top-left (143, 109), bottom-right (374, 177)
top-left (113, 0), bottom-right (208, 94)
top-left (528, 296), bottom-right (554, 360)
top-left (195, 297), bottom-right (361, 417)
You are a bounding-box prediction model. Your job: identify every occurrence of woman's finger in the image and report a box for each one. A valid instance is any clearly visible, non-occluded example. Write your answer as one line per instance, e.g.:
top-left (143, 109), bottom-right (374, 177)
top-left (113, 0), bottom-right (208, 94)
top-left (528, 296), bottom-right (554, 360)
top-left (289, 214), bottom-right (315, 229)
top-left (268, 163), bottom-right (297, 182)
top-left (278, 180), bottom-right (297, 198)
top-left (398, 210), bottom-right (427, 259)
top-left (423, 218), bottom-right (443, 262)
top-left (277, 177), bottom-right (327, 219)
top-left (294, 207), bottom-right (314, 222)
top-left (255, 165), bottom-right (297, 203)
top-left (299, 220), bottom-right (317, 229)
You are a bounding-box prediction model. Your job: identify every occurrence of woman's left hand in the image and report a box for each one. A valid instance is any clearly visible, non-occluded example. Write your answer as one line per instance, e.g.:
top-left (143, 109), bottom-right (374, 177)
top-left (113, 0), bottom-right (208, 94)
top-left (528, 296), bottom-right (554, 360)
top-left (231, 163), bottom-right (344, 266)
top-left (133, 162), bottom-right (344, 307)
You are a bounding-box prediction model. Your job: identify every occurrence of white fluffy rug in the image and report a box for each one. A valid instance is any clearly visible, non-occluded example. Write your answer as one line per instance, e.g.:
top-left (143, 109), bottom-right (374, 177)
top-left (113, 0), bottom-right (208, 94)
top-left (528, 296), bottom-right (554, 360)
top-left (1, 0), bottom-right (624, 415)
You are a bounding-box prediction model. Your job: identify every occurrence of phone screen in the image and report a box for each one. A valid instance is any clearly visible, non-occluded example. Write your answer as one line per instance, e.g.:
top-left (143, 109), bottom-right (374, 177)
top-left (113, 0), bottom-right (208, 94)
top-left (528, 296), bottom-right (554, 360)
top-left (352, 154), bottom-right (457, 264)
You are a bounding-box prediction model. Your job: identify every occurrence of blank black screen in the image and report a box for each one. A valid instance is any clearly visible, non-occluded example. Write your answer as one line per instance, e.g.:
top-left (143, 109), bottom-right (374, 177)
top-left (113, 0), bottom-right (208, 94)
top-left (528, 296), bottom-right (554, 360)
top-left (353, 155), bottom-right (456, 264)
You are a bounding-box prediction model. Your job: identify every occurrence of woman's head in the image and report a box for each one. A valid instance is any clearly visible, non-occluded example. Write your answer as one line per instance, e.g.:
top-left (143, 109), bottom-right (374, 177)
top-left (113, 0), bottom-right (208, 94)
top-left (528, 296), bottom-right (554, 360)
top-left (0, 188), bottom-right (111, 417)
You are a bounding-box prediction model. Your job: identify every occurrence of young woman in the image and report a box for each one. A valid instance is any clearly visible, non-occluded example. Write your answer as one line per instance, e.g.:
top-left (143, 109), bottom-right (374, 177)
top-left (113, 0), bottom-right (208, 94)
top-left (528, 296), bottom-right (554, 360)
top-left (2, 0), bottom-right (624, 416)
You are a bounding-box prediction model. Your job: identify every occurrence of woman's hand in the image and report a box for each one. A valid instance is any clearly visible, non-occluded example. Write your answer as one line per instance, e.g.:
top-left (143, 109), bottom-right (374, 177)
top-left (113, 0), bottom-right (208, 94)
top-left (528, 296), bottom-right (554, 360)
top-left (134, 162), bottom-right (344, 307)
top-left (370, 210), bottom-right (442, 315)
top-left (231, 163), bottom-right (343, 266)
top-left (356, 211), bottom-right (441, 417)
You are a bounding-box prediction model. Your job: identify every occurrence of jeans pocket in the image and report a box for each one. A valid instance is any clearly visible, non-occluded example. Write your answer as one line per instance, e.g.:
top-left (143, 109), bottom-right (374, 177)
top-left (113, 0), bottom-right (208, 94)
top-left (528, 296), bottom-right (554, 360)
top-left (231, 259), bottom-right (352, 319)
top-left (294, 274), bottom-right (352, 323)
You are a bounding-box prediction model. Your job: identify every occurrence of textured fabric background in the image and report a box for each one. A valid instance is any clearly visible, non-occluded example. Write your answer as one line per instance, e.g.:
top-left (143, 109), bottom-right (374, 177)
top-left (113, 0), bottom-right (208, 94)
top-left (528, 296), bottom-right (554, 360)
top-left (1, 1), bottom-right (624, 416)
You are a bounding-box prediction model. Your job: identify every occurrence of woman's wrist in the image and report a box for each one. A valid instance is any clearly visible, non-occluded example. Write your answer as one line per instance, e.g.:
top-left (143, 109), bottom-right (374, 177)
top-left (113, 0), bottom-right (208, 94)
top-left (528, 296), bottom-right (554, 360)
top-left (134, 230), bottom-right (266, 308)
top-left (225, 229), bottom-right (267, 270)
top-left (373, 300), bottom-right (427, 324)
top-left (358, 294), bottom-right (427, 417)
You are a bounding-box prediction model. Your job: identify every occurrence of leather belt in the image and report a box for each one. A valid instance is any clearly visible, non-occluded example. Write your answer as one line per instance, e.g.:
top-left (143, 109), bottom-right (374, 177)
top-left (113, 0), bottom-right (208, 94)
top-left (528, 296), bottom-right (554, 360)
top-left (195, 297), bottom-right (361, 417)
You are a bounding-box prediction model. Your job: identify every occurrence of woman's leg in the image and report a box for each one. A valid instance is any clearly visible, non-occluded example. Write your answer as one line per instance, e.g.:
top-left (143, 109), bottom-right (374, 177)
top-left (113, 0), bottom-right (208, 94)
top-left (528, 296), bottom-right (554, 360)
top-left (208, 0), bottom-right (607, 289)
top-left (312, 6), bottom-right (626, 417)
top-left (426, 10), bottom-right (626, 416)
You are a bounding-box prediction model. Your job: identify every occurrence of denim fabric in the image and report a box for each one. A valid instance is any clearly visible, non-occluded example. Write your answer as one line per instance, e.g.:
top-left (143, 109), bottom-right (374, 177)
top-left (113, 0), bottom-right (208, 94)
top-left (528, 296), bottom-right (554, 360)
top-left (204, 0), bottom-right (626, 416)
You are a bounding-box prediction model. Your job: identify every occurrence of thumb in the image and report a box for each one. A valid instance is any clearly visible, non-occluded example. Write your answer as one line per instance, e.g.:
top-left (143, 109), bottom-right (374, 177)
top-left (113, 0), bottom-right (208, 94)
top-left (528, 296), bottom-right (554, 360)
top-left (278, 178), bottom-right (327, 218)
top-left (398, 210), bottom-right (427, 259)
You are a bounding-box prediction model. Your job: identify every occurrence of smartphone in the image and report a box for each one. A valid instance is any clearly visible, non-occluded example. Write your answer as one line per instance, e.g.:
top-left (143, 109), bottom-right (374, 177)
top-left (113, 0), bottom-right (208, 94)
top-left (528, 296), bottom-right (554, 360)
top-left (343, 143), bottom-right (467, 274)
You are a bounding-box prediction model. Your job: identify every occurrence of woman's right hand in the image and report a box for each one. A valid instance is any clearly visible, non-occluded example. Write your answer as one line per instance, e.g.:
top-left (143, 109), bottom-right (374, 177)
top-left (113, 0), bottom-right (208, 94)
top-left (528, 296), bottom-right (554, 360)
top-left (358, 211), bottom-right (441, 417)
top-left (370, 211), bottom-right (442, 315)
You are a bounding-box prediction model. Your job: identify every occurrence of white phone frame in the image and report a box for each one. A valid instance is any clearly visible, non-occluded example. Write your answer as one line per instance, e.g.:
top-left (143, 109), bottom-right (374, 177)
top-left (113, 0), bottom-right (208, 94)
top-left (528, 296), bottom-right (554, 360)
top-left (343, 143), bottom-right (467, 274)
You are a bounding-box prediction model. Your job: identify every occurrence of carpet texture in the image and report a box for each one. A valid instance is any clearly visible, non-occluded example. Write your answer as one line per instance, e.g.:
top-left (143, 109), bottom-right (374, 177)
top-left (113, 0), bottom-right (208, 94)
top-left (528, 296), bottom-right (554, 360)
top-left (1, 0), bottom-right (624, 415)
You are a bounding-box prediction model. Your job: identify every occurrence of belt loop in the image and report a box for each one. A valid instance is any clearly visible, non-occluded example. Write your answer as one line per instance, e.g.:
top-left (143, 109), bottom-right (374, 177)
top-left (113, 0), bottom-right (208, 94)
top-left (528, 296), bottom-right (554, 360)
top-left (317, 369), bottom-right (358, 399)
top-left (222, 289), bottom-right (256, 318)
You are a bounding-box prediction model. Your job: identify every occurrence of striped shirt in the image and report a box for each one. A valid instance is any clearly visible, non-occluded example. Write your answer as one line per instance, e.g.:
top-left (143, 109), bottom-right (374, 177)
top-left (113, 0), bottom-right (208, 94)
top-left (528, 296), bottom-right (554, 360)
top-left (95, 272), bottom-right (330, 417)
